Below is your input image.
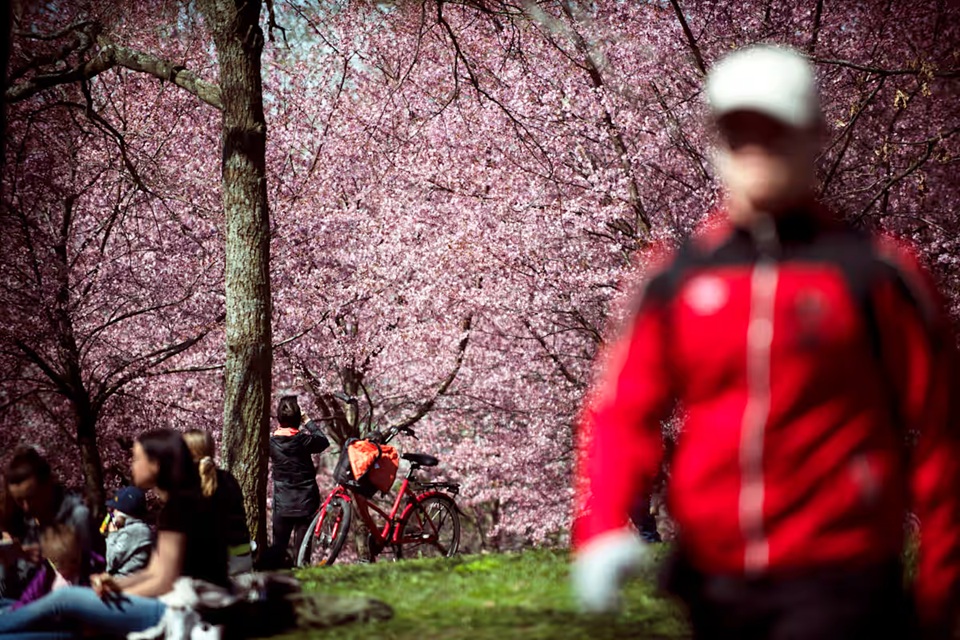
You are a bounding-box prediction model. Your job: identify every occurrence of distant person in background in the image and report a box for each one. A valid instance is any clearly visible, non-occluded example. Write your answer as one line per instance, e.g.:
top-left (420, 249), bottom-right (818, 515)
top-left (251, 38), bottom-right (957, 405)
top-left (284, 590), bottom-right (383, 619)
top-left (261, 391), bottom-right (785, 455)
top-left (266, 395), bottom-right (330, 568)
top-left (183, 428), bottom-right (253, 575)
top-left (0, 447), bottom-right (95, 601)
top-left (103, 486), bottom-right (152, 577)
top-left (572, 44), bottom-right (960, 639)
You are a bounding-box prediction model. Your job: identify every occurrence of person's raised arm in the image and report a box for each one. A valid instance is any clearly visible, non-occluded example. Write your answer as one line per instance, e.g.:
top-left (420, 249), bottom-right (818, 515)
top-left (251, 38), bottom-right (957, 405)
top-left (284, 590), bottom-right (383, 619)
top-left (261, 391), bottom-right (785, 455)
top-left (301, 419), bottom-right (331, 454)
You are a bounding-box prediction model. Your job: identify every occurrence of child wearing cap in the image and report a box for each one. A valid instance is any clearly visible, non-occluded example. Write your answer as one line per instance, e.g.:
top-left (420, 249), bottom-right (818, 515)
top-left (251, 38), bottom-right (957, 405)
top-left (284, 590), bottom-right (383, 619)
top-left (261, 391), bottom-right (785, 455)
top-left (103, 486), bottom-right (152, 577)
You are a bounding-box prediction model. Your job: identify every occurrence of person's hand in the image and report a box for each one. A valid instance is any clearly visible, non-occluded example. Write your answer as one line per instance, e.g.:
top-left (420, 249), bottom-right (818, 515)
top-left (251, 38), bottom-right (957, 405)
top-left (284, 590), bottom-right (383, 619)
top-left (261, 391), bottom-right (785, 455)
top-left (91, 573), bottom-right (121, 599)
top-left (107, 519), bottom-right (119, 533)
top-left (571, 528), bottom-right (648, 613)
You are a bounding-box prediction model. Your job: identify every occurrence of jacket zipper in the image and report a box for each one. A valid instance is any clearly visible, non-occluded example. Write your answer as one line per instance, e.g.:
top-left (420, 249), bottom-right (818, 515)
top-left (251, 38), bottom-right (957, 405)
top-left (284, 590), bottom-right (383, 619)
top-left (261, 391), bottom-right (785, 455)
top-left (740, 216), bottom-right (779, 574)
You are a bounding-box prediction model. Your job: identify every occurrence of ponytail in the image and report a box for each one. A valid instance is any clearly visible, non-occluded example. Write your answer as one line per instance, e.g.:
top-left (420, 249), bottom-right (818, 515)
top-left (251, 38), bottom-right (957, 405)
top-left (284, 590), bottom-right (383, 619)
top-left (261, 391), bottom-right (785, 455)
top-left (198, 456), bottom-right (218, 498)
top-left (182, 429), bottom-right (219, 498)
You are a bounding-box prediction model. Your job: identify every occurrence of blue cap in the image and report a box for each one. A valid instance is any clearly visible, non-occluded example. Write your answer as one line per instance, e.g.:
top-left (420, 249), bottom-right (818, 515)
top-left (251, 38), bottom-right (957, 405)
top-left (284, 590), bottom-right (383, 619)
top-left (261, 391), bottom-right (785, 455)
top-left (106, 486), bottom-right (147, 519)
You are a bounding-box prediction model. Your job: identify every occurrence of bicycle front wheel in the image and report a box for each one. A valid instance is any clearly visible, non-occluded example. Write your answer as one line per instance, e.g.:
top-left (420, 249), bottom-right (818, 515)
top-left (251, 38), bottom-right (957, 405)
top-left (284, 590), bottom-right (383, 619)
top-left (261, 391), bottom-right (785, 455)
top-left (396, 494), bottom-right (460, 559)
top-left (297, 496), bottom-right (352, 567)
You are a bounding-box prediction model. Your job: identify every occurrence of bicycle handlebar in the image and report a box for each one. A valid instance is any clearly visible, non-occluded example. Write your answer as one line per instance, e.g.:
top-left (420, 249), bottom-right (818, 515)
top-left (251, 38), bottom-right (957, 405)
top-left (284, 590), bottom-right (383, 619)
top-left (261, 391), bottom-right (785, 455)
top-left (369, 425), bottom-right (417, 445)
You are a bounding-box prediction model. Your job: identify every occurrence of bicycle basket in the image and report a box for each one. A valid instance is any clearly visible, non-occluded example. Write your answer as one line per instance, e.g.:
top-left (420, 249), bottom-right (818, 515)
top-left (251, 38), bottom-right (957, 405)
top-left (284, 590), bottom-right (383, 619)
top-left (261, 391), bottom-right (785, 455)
top-left (333, 438), bottom-right (378, 498)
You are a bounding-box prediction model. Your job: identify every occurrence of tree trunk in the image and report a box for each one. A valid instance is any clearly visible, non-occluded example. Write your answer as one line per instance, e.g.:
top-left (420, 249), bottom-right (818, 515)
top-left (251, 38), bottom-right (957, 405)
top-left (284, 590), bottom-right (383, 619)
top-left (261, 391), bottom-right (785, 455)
top-left (75, 399), bottom-right (106, 523)
top-left (198, 0), bottom-right (272, 552)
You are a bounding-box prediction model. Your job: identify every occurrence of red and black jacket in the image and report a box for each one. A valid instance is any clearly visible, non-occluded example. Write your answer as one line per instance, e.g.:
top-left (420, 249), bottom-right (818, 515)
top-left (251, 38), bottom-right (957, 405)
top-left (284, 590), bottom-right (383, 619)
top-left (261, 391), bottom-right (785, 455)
top-left (574, 207), bottom-right (960, 626)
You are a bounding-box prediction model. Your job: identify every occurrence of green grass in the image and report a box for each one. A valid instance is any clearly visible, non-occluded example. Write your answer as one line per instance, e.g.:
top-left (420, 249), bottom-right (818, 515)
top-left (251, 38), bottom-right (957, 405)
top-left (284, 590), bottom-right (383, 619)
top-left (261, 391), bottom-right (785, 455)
top-left (276, 547), bottom-right (690, 640)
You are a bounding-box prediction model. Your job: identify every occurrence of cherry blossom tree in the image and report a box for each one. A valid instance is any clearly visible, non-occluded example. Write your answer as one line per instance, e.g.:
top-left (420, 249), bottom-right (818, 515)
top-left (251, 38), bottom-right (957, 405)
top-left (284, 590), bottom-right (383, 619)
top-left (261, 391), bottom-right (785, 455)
top-left (3, 0), bottom-right (957, 548)
top-left (2, 0), bottom-right (275, 543)
top-left (259, 0), bottom-right (958, 544)
top-left (1, 22), bottom-right (224, 515)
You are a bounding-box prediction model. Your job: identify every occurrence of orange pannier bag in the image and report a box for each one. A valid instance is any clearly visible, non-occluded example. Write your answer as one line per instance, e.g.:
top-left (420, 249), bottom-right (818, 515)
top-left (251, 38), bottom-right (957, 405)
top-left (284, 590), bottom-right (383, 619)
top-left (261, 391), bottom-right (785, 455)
top-left (348, 440), bottom-right (399, 494)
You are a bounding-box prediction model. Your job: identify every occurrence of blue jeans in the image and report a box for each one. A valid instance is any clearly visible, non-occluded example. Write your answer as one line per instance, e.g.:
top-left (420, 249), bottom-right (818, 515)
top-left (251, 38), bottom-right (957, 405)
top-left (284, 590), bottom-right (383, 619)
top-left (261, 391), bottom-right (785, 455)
top-left (0, 586), bottom-right (164, 638)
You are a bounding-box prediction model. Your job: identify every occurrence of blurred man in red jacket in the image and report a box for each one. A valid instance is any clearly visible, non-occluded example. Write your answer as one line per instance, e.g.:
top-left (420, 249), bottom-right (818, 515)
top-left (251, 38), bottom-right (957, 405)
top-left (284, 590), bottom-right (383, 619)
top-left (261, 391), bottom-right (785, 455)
top-left (572, 44), bottom-right (960, 639)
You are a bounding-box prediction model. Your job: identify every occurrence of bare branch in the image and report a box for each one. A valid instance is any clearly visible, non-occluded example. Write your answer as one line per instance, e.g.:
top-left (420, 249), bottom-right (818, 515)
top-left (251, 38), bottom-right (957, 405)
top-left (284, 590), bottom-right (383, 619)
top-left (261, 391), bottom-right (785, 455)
top-left (525, 320), bottom-right (582, 387)
top-left (391, 314), bottom-right (473, 431)
top-left (264, 0), bottom-right (288, 44)
top-left (668, 0), bottom-right (706, 75)
top-left (811, 57), bottom-right (959, 78)
top-left (7, 37), bottom-right (222, 109)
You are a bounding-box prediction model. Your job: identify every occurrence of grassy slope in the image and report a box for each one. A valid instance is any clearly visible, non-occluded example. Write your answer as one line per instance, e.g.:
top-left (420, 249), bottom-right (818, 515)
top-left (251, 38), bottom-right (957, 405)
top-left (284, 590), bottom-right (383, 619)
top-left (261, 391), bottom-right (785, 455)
top-left (280, 547), bottom-right (690, 640)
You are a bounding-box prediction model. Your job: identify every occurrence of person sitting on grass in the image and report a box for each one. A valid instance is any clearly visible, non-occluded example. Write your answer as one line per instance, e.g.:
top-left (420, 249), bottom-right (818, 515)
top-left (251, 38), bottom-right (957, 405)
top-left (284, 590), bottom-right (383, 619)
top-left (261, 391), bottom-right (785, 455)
top-left (103, 486), bottom-right (152, 577)
top-left (0, 428), bottom-right (227, 638)
top-left (183, 428), bottom-right (253, 575)
top-left (7, 524), bottom-right (98, 612)
top-left (0, 447), bottom-right (96, 602)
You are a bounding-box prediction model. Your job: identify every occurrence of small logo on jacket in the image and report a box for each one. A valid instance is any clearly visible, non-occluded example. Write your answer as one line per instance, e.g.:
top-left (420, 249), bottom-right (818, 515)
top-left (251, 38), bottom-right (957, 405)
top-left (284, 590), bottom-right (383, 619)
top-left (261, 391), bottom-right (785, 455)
top-left (684, 276), bottom-right (729, 315)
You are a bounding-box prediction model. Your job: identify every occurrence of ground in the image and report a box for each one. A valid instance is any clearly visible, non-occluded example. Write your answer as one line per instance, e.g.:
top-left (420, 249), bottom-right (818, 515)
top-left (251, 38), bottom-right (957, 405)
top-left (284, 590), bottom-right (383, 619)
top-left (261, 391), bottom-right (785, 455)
top-left (275, 547), bottom-right (690, 640)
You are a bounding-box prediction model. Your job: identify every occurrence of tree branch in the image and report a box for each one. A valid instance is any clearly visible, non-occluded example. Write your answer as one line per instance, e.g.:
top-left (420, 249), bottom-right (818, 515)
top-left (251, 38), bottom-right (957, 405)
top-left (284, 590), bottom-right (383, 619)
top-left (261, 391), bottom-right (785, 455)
top-left (811, 57), bottom-right (959, 78)
top-left (14, 340), bottom-right (72, 397)
top-left (98, 315), bottom-right (223, 403)
top-left (819, 76), bottom-right (886, 194)
top-left (525, 320), bottom-right (582, 387)
top-left (436, 1), bottom-right (555, 177)
top-left (807, 0), bottom-right (824, 54)
top-left (524, 0), bottom-right (651, 238)
top-left (391, 314), bottom-right (473, 431)
top-left (668, 0), bottom-right (706, 75)
top-left (6, 37), bottom-right (222, 109)
top-left (853, 138), bottom-right (939, 223)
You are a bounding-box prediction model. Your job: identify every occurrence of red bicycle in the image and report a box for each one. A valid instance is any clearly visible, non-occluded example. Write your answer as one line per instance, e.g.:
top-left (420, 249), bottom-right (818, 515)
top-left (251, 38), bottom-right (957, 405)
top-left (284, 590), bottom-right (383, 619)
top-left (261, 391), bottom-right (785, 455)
top-left (297, 425), bottom-right (461, 566)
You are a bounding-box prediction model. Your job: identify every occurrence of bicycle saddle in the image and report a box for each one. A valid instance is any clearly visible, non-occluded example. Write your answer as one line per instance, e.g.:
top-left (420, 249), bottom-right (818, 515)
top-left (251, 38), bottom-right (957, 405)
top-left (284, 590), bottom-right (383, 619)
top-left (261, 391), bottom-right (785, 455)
top-left (402, 452), bottom-right (439, 467)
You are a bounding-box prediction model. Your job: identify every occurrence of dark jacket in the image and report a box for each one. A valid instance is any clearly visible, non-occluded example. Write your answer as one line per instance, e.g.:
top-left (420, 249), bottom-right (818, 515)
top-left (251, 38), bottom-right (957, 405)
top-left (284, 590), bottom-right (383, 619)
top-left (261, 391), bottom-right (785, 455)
top-left (212, 468), bottom-right (251, 549)
top-left (270, 421), bottom-right (330, 518)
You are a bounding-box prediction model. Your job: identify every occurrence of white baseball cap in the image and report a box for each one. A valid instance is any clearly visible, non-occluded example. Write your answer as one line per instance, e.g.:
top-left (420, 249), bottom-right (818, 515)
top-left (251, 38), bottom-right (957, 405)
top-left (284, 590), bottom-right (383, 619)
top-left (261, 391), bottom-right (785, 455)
top-left (705, 45), bottom-right (822, 129)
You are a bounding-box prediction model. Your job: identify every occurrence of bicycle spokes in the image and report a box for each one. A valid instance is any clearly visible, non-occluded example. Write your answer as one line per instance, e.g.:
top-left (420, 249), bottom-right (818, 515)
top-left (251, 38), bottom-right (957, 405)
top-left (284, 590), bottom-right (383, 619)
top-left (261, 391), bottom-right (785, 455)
top-left (298, 496), bottom-right (353, 568)
top-left (397, 494), bottom-right (461, 559)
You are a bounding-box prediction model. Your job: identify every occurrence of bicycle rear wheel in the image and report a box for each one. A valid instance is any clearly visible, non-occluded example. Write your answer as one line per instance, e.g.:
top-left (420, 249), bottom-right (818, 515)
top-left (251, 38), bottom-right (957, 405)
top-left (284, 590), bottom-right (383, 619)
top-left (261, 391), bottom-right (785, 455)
top-left (395, 494), bottom-right (460, 559)
top-left (297, 496), bottom-right (352, 567)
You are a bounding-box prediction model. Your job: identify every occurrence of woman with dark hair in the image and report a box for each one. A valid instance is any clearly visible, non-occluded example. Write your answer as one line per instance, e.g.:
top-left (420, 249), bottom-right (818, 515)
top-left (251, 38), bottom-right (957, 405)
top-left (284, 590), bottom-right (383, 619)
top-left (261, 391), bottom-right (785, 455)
top-left (0, 429), bottom-right (227, 637)
top-left (266, 395), bottom-right (329, 568)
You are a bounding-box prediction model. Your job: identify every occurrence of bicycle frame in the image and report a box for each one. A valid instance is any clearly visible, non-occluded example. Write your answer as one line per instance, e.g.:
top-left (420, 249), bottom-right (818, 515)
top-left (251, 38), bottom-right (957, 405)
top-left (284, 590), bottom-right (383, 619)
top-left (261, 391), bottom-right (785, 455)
top-left (312, 469), bottom-right (453, 550)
